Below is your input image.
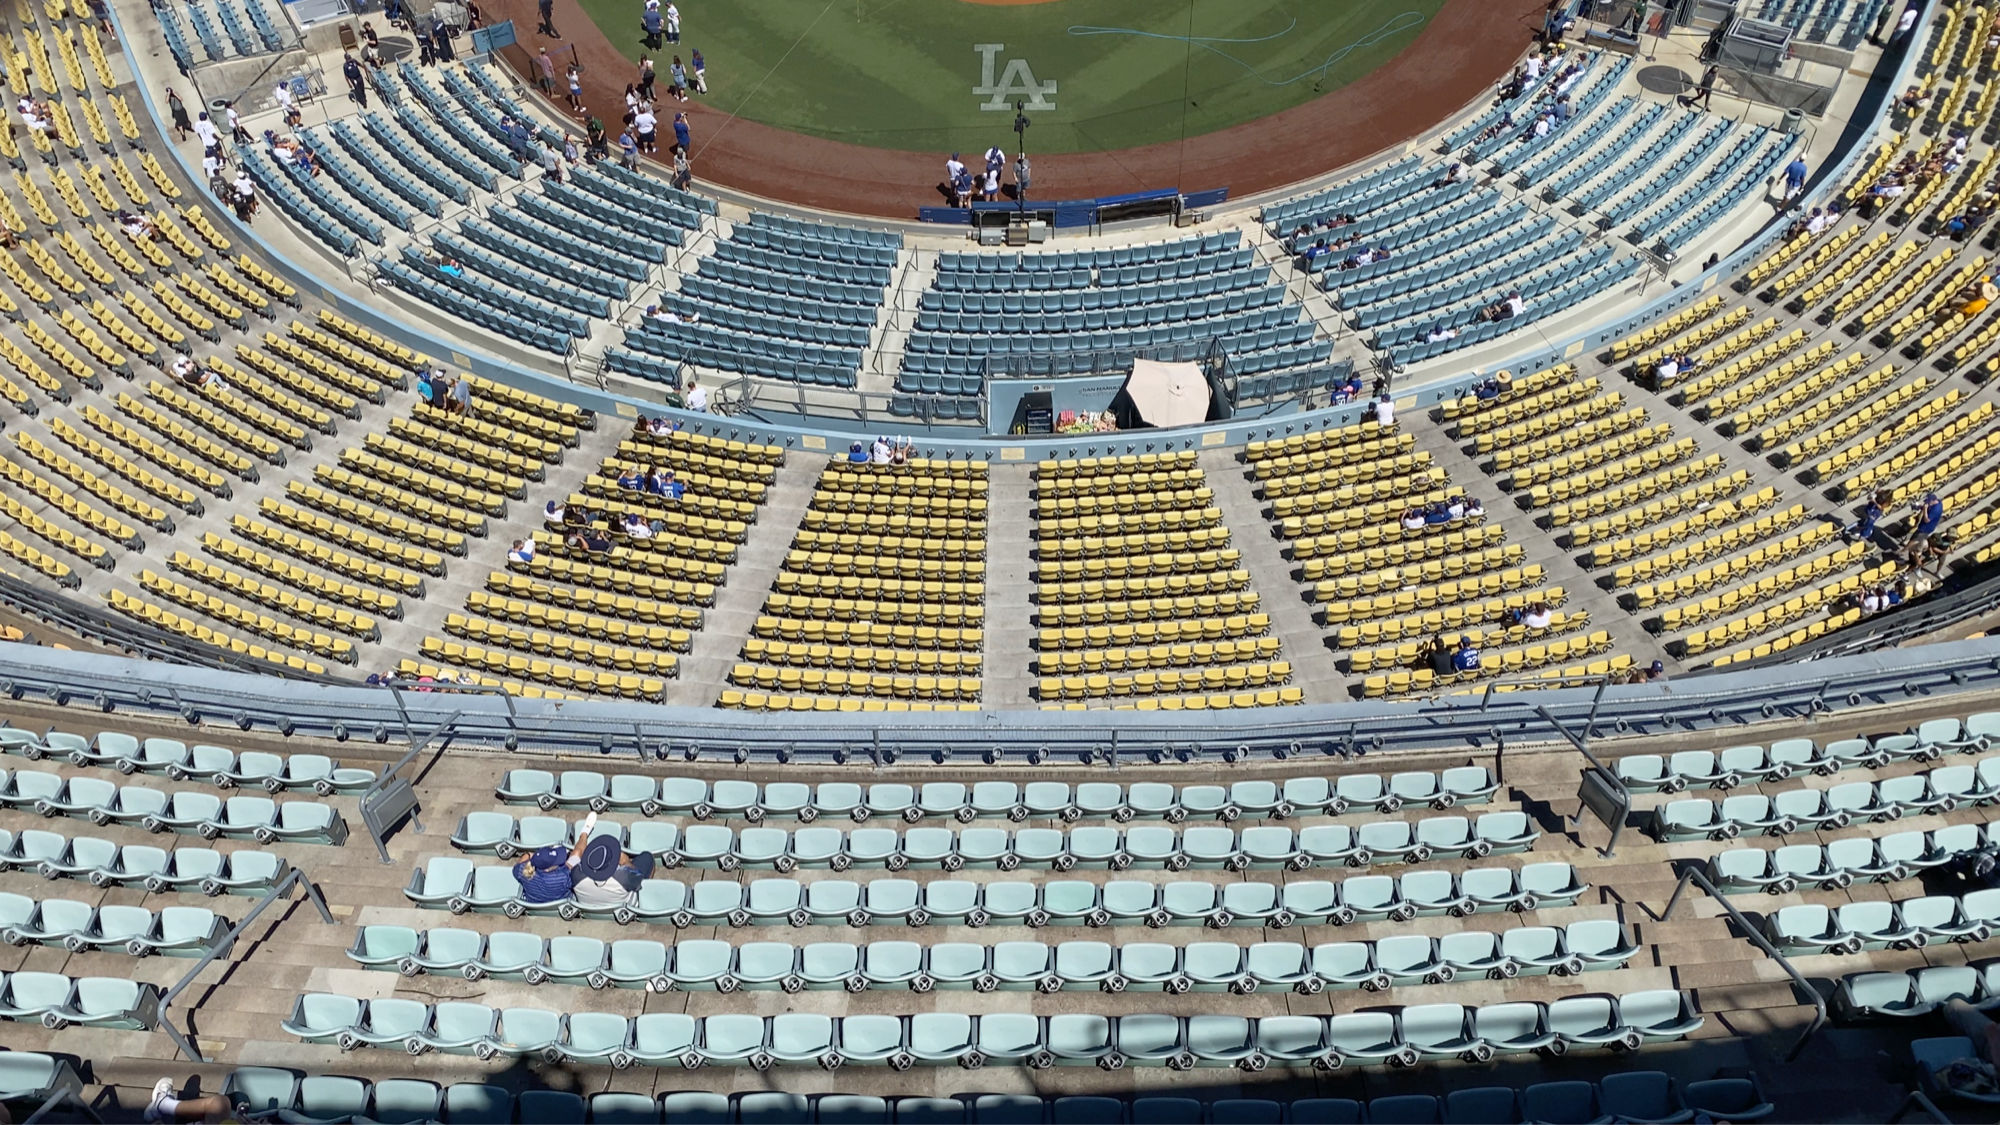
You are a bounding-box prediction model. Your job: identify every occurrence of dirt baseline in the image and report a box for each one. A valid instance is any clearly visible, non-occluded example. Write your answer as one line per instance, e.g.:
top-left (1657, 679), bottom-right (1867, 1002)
top-left (483, 0), bottom-right (1546, 219)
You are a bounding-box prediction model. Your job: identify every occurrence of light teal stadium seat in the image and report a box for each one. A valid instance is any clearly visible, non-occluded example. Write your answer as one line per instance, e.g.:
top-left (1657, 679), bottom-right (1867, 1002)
top-left (1376, 933), bottom-right (1449, 986)
top-left (1338, 874), bottom-right (1411, 922)
top-left (908, 1012), bottom-right (974, 1065)
top-left (1440, 930), bottom-right (1510, 979)
top-left (1115, 1012), bottom-right (1188, 1068)
top-left (585, 1092), bottom-right (658, 1125)
top-left (799, 940), bottom-right (861, 990)
top-left (701, 1013), bottom-right (771, 1068)
top-left (357, 1078), bottom-right (441, 1125)
top-left (1244, 941), bottom-right (1313, 992)
top-left (1183, 942), bottom-right (1249, 993)
top-left (221, 1067), bottom-right (297, 1118)
top-left (1256, 1015), bottom-right (1327, 1068)
top-left (450, 812), bottom-right (514, 855)
top-left (495, 768), bottom-right (556, 805)
top-left (9, 898), bottom-right (93, 946)
top-left (836, 1014), bottom-right (907, 1066)
top-left (279, 992), bottom-right (362, 1045)
top-left (1055, 940), bottom-right (1118, 990)
top-left (406, 927), bottom-right (482, 976)
top-left (1327, 1011), bottom-right (1412, 1067)
top-left (769, 1012), bottom-right (835, 1067)
top-left (1118, 942), bottom-right (1182, 992)
top-left (1049, 1013), bottom-right (1115, 1067)
top-left (1219, 882), bottom-right (1283, 928)
top-left (670, 939), bottom-right (736, 991)
top-left (1187, 1015), bottom-right (1258, 1068)
top-left (981, 881), bottom-right (1040, 926)
top-left (1898, 896), bottom-right (1982, 944)
top-left (1521, 1082), bottom-right (1600, 1125)
top-left (560, 1011), bottom-right (631, 1067)
top-left (1518, 862), bottom-right (1587, 909)
top-left (1622, 989), bottom-right (1706, 1041)
top-left (289, 1075), bottom-right (369, 1124)
top-left (474, 930), bottom-right (546, 982)
top-left (1598, 1071), bottom-right (1692, 1124)
top-left (419, 1001), bottom-right (498, 1055)
top-left (131, 905), bottom-right (227, 957)
top-left (545, 935), bottom-right (608, 987)
top-left (737, 941), bottom-right (801, 990)
top-left (925, 942), bottom-right (988, 990)
top-left (1653, 798), bottom-right (1726, 842)
top-left (1355, 820), bottom-right (1419, 864)
top-left (1458, 866), bottom-right (1525, 912)
top-left (1401, 1003), bottom-right (1482, 1062)
top-left (403, 856), bottom-right (474, 908)
top-left (1041, 879), bottom-right (1099, 925)
top-left (975, 1012), bottom-right (1046, 1066)
top-left (1501, 926), bottom-right (1579, 977)
top-left (1545, 995), bottom-right (1638, 1052)
top-left (861, 940), bottom-right (923, 990)
top-left (57, 976), bottom-right (157, 1029)
top-left (1474, 811), bottom-right (1539, 854)
top-left (627, 1012), bottom-right (697, 1067)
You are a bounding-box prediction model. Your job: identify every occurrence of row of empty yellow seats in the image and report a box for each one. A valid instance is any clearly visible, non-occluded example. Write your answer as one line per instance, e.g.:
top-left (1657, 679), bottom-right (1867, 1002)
top-left (108, 589), bottom-right (327, 676)
top-left (1328, 587), bottom-right (1569, 647)
top-left (1048, 687), bottom-right (1307, 711)
top-left (732, 665), bottom-right (981, 701)
top-left (199, 532), bottom-right (400, 617)
top-left (1038, 662), bottom-right (1292, 701)
top-left (1610, 295), bottom-right (1725, 359)
top-left (1344, 612), bottom-right (1593, 674)
top-left (488, 572), bottom-right (701, 628)
top-left (1680, 563), bottom-right (1896, 658)
top-left (166, 551), bottom-right (378, 640)
top-left (416, 640), bottom-right (665, 699)
top-left (742, 638), bottom-right (979, 675)
top-left (442, 613), bottom-right (680, 674)
top-left (1316, 563), bottom-right (1546, 614)
top-left (1634, 523), bottom-right (1841, 613)
top-left (1586, 488), bottom-right (1781, 567)
top-left (1036, 635), bottom-right (1282, 675)
top-left (1751, 364), bottom-right (1909, 456)
top-left (1606, 503), bottom-right (1812, 583)
top-left (135, 570), bottom-right (356, 663)
top-left (724, 692), bottom-right (981, 713)
top-left (1362, 632), bottom-right (1615, 697)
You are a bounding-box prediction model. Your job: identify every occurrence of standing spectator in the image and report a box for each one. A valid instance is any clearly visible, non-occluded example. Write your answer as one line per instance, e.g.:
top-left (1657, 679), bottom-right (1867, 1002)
top-left (1683, 63), bottom-right (1718, 110)
top-left (273, 80), bottom-right (300, 128)
top-left (690, 48), bottom-right (707, 93)
top-left (672, 110), bottom-right (690, 153)
top-left (673, 146), bottom-right (692, 190)
top-left (342, 53), bottom-right (367, 107)
top-left (536, 0), bottom-right (558, 39)
top-left (984, 144), bottom-right (1005, 177)
top-left (432, 21), bottom-right (455, 62)
top-left (1015, 152), bottom-right (1031, 198)
top-left (1912, 490), bottom-right (1946, 542)
top-left (416, 16), bottom-right (436, 64)
top-left (165, 87), bottom-right (191, 141)
top-left (637, 57), bottom-right (656, 102)
top-left (1847, 489), bottom-right (1889, 543)
top-left (1782, 154), bottom-right (1809, 202)
top-left (641, 3), bottom-right (662, 49)
top-left (452, 374), bottom-right (473, 415)
top-left (535, 47), bottom-right (556, 94)
top-left (618, 128), bottom-right (638, 168)
top-left (982, 162), bottom-right (1000, 202)
top-left (1887, 1), bottom-right (1919, 44)
top-left (684, 379), bottom-right (707, 412)
top-left (665, 1), bottom-right (680, 42)
top-left (566, 63), bottom-right (585, 114)
top-left (945, 151), bottom-right (964, 182)
top-left (669, 56), bottom-right (689, 100)
top-left (633, 104), bottom-right (657, 153)
top-left (193, 109), bottom-right (221, 154)
top-left (231, 169), bottom-right (256, 220)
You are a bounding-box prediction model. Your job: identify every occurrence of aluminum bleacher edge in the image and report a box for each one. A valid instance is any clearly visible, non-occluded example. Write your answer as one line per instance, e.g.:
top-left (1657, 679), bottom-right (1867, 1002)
top-left (109, 1), bottom-right (1914, 457)
top-left (0, 635), bottom-right (1996, 762)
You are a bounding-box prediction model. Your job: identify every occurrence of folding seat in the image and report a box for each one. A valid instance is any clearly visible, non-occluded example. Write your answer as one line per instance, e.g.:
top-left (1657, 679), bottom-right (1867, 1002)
top-left (222, 1068), bottom-right (299, 1119)
top-left (908, 1012), bottom-right (975, 1065)
top-left (1183, 942), bottom-right (1252, 993)
top-left (1614, 754), bottom-right (1674, 793)
top-left (1874, 829), bottom-right (1937, 878)
top-left (1280, 880), bottom-right (1340, 926)
top-left (472, 931), bottom-right (546, 982)
top-left (1185, 1015), bottom-right (1258, 1068)
top-left (1915, 717), bottom-right (1987, 757)
top-left (924, 941), bottom-right (990, 991)
top-left (1474, 811), bottom-right (1540, 854)
top-left (919, 879), bottom-right (980, 927)
top-left (278, 992), bottom-right (365, 1046)
top-left (970, 782), bottom-right (1023, 820)
top-left (733, 828), bottom-right (790, 869)
top-left (1402, 1004), bottom-right (1483, 1063)
top-left (624, 822), bottom-right (680, 864)
top-left (1521, 1083), bottom-right (1600, 1125)
top-left (834, 1014), bottom-right (907, 1068)
top-left (262, 801), bottom-right (344, 845)
top-left (1325, 1011), bottom-right (1410, 1068)
top-left (1929, 764), bottom-right (1987, 810)
top-left (681, 881), bottom-right (746, 928)
top-left (651, 777), bottom-right (711, 818)
top-left (672, 824), bottom-right (734, 869)
top-left (1654, 799), bottom-right (1727, 841)
top-left (1596, 1071), bottom-right (1689, 1125)
top-left (953, 827), bottom-right (1009, 869)
top-left (626, 1012), bottom-right (698, 1068)
top-left (919, 782), bottom-right (974, 823)
top-left (1332, 773), bottom-right (1392, 813)
top-left (1565, 918), bottom-right (1638, 969)
top-left (1899, 895), bottom-right (1982, 944)
top-left (582, 1092), bottom-right (657, 1125)
top-left (1822, 737), bottom-right (1888, 772)
top-left (1682, 1077), bottom-right (1774, 1122)
top-left (972, 1012), bottom-right (1046, 1067)
top-left (1132, 1098), bottom-right (1203, 1125)
top-left (1298, 824), bottom-right (1357, 867)
top-left (766, 1012), bottom-right (835, 1068)
top-left (449, 812), bottom-right (515, 855)
top-left (669, 939), bottom-right (737, 991)
top-left (604, 939), bottom-right (669, 990)
top-left (496, 769), bottom-right (557, 805)
top-left (1310, 942), bottom-right (1389, 992)
top-left (1767, 737), bottom-right (1825, 778)
top-left (542, 936), bottom-right (607, 988)
top-left (1621, 989), bottom-right (1706, 1041)
top-left (1876, 774), bottom-right (1946, 819)
top-left (43, 777), bottom-right (118, 821)
top-left (697, 1013), bottom-right (770, 1068)
top-left (1545, 994), bottom-right (1638, 1052)
top-left (1502, 926), bottom-right (1580, 977)
top-left (361, 1078), bottom-right (443, 1125)
top-left (1767, 788), bottom-right (1836, 834)
top-left (992, 941), bottom-right (1058, 992)
top-left (10, 898), bottom-right (93, 947)
top-left (1064, 826), bottom-right (1122, 870)
top-left (1292, 1099), bottom-right (1367, 1125)
top-left (804, 880), bottom-right (863, 926)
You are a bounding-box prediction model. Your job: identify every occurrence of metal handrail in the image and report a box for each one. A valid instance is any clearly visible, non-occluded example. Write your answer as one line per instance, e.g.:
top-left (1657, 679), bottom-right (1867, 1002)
top-left (1657, 865), bottom-right (1827, 1063)
top-left (157, 868), bottom-right (336, 1063)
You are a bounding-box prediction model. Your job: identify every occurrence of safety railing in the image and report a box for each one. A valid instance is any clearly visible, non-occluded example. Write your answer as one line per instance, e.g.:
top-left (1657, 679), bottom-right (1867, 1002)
top-left (157, 867), bottom-right (336, 1063)
top-left (1655, 864), bottom-right (1826, 1064)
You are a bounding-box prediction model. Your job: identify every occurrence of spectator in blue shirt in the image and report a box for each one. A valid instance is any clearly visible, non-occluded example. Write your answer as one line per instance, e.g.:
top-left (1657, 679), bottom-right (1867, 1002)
top-left (513, 843), bottom-right (578, 903)
top-left (1450, 638), bottom-right (1481, 672)
top-left (1847, 489), bottom-right (1888, 543)
top-left (847, 442), bottom-right (870, 464)
top-left (1915, 490), bottom-right (1945, 539)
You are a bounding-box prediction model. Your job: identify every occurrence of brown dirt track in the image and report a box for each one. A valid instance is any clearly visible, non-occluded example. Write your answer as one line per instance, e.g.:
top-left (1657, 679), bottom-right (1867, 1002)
top-left (482, 0), bottom-right (1548, 219)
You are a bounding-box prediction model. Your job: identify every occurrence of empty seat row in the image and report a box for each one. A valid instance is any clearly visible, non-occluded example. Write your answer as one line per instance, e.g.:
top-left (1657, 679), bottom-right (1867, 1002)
top-left (0, 724), bottom-right (372, 792)
top-left (346, 919), bottom-right (1634, 995)
top-left (1765, 887), bottom-right (2000, 955)
top-left (446, 813), bottom-right (1541, 871)
top-left (282, 991), bottom-right (1702, 1070)
top-left (404, 858), bottom-right (1588, 926)
top-left (1708, 822), bottom-right (1997, 893)
top-left (0, 893), bottom-right (228, 957)
top-left (0, 826), bottom-right (289, 895)
top-left (1651, 755), bottom-right (2000, 840)
top-left (222, 1069), bottom-right (1772, 1125)
top-left (1833, 961), bottom-right (2000, 1020)
top-left (0, 771), bottom-right (348, 844)
top-left (0, 970), bottom-right (158, 1030)
top-left (1613, 716), bottom-right (1998, 791)
top-left (491, 768), bottom-right (1498, 820)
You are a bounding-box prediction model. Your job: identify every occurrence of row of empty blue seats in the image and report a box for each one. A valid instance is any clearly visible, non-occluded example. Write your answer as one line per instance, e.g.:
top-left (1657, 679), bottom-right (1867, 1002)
top-left (0, 826), bottom-right (291, 894)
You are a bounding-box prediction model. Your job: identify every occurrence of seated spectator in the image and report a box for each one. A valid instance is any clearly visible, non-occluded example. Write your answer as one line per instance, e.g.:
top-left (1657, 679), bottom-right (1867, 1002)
top-left (117, 208), bottom-right (156, 241)
top-left (513, 842), bottom-right (579, 904)
top-left (1471, 377), bottom-right (1502, 401)
top-left (506, 538), bottom-right (536, 564)
top-left (1645, 660), bottom-right (1668, 682)
top-left (871, 436), bottom-right (893, 465)
top-left (1446, 497), bottom-right (1466, 520)
top-left (1423, 502), bottom-right (1452, 526)
top-left (562, 504), bottom-right (587, 528)
top-left (1465, 497), bottom-right (1485, 518)
top-left (437, 256), bottom-right (464, 280)
top-left (846, 442), bottom-right (870, 465)
top-left (622, 512), bottom-right (655, 539)
top-left (617, 467), bottom-right (645, 490)
top-left (632, 415), bottom-right (655, 439)
top-left (1522, 601), bottom-right (1553, 629)
top-left (543, 500), bottom-right (566, 527)
top-left (648, 468), bottom-right (684, 500)
top-left (1450, 637), bottom-right (1481, 673)
top-left (1479, 291), bottom-right (1527, 322)
top-left (570, 527), bottom-right (612, 553)
top-left (1431, 162), bottom-right (1464, 189)
top-left (570, 830), bottom-right (655, 908)
top-left (1300, 238), bottom-right (1330, 265)
top-left (891, 436), bottom-right (913, 466)
top-left (1425, 634), bottom-right (1455, 676)
top-left (1426, 324), bottom-right (1458, 344)
top-left (648, 416), bottom-right (679, 437)
top-left (1400, 507), bottom-right (1427, 532)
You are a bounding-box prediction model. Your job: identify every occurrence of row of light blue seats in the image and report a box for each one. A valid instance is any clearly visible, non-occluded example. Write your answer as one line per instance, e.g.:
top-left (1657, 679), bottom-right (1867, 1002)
top-left (888, 391), bottom-right (983, 418)
top-left (732, 225), bottom-right (899, 269)
top-left (1628, 132), bottom-right (1764, 239)
top-left (1568, 111), bottom-right (1701, 213)
top-left (1442, 68), bottom-right (1559, 151)
top-left (751, 211), bottom-right (902, 250)
top-left (0, 826), bottom-right (290, 895)
top-left (399, 247), bottom-right (590, 338)
top-left (1354, 234), bottom-right (1575, 331)
top-left (924, 267), bottom-right (1269, 314)
top-left (283, 992), bottom-right (1702, 1069)
top-left (629, 316), bottom-right (861, 370)
top-left (594, 159), bottom-right (719, 215)
top-left (1335, 179), bottom-right (1480, 252)
top-left (0, 768), bottom-right (348, 843)
top-left (1516, 96), bottom-right (1637, 187)
top-left (715, 240), bottom-right (893, 288)
top-left (905, 305), bottom-right (1299, 358)
top-left (1766, 887), bottom-right (2000, 954)
top-left (1261, 155), bottom-right (1426, 230)
top-left (448, 812), bottom-right (1542, 869)
top-left (698, 256), bottom-right (880, 305)
top-left (1544, 101), bottom-right (1670, 200)
top-left (326, 120), bottom-right (447, 215)
top-left (1655, 143), bottom-right (1795, 253)
top-left (1235, 362), bottom-right (1350, 404)
top-left (1464, 55), bottom-right (1620, 166)
top-left (1320, 196), bottom-right (1512, 288)
top-left (604, 346), bottom-right (856, 390)
top-left (544, 180), bottom-right (683, 249)
top-left (264, 144), bottom-right (385, 244)
top-left (0, 971), bottom-right (158, 1031)
top-left (1489, 64), bottom-right (1632, 177)
top-left (244, 0), bottom-right (286, 49)
top-left (489, 206), bottom-right (649, 282)
top-left (157, 7), bottom-right (195, 71)
top-left (0, 725), bottom-right (370, 792)
top-left (297, 127), bottom-right (416, 232)
top-left (1228, 341), bottom-right (1336, 378)
top-left (568, 166), bottom-right (702, 232)
top-left (934, 265), bottom-right (1094, 292)
top-left (1391, 257), bottom-right (1636, 365)
top-left (0, 893), bottom-right (228, 957)
top-left (1292, 183), bottom-right (1476, 275)
top-left (937, 249), bottom-right (1255, 291)
top-left (430, 233), bottom-right (612, 321)
top-left (460, 63), bottom-right (564, 150)
top-left (220, 1071), bottom-right (1775, 1125)
top-left (1650, 758), bottom-right (2000, 841)
top-left (396, 66), bottom-right (522, 177)
top-left (938, 232), bottom-right (1238, 276)
top-left (495, 767), bottom-right (1497, 820)
top-left (679, 276), bottom-right (876, 328)
top-left (1374, 244), bottom-right (1613, 345)
top-left (239, 149), bottom-right (357, 256)
top-left (1834, 962), bottom-right (2000, 1020)
top-left (379, 259), bottom-right (569, 354)
top-left (347, 920), bottom-right (1634, 993)
top-left (380, 107), bottom-right (497, 194)
top-left (1599, 121), bottom-right (1734, 227)
top-left (454, 220), bottom-right (630, 300)
top-left (441, 66), bottom-right (561, 154)
top-left (185, 2), bottom-right (226, 60)
top-left (1276, 165), bottom-right (1443, 239)
top-left (213, 0), bottom-right (255, 55)
top-left (518, 192), bottom-right (672, 263)
top-left (1708, 822), bottom-right (1999, 893)
top-left (916, 288), bottom-right (1280, 337)
top-left (405, 859), bottom-right (1585, 926)
top-left (0, 1054), bottom-right (84, 1114)
top-left (1619, 720), bottom-right (1998, 792)
top-left (1339, 218), bottom-right (1558, 314)
top-left (662, 295), bottom-right (869, 350)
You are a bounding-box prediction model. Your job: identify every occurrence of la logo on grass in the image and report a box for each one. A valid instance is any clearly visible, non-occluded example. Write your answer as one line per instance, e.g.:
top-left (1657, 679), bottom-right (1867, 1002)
top-left (974, 44), bottom-right (1057, 111)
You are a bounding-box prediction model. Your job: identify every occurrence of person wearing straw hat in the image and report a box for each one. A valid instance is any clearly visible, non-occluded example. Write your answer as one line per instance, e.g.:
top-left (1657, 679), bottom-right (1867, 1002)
top-left (572, 824), bottom-right (654, 907)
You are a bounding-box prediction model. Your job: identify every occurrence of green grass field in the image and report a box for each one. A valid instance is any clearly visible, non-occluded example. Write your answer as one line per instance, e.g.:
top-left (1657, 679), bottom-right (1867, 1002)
top-left (574, 0), bottom-right (1445, 153)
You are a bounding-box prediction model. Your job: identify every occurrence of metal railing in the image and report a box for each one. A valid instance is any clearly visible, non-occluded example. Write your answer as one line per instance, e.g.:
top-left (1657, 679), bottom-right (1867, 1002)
top-left (157, 867), bottom-right (336, 1063)
top-left (1655, 865), bottom-right (1826, 1063)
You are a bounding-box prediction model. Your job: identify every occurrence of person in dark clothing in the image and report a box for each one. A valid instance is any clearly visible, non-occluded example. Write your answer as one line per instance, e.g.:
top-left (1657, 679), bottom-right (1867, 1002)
top-left (537, 0), bottom-right (558, 38)
top-left (342, 53), bottom-right (366, 107)
top-left (1683, 64), bottom-right (1719, 109)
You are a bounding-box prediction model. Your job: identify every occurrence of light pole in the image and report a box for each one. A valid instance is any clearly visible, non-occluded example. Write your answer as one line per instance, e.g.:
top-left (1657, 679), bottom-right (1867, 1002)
top-left (1013, 100), bottom-right (1029, 212)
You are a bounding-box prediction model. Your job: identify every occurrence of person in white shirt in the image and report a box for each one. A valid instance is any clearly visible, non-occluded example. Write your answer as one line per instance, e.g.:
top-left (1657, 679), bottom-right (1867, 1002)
top-left (664, 2), bottom-right (680, 41)
top-left (1532, 114), bottom-right (1552, 138)
top-left (1522, 601), bottom-right (1552, 629)
top-left (945, 152), bottom-right (966, 182)
top-left (274, 81), bottom-right (296, 120)
top-left (983, 166), bottom-right (1000, 200)
top-left (507, 538), bottom-right (536, 564)
top-left (1400, 509), bottom-right (1427, 532)
top-left (624, 513), bottom-right (655, 539)
top-left (1506, 292), bottom-right (1527, 318)
top-left (684, 380), bottom-right (708, 412)
top-left (1524, 54), bottom-right (1543, 81)
top-left (1373, 393), bottom-right (1395, 428)
top-left (1655, 357), bottom-right (1680, 383)
top-left (194, 111), bottom-right (220, 151)
top-left (870, 437), bottom-right (892, 465)
top-left (1806, 209), bottom-right (1832, 235)
top-left (1446, 498), bottom-right (1465, 520)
